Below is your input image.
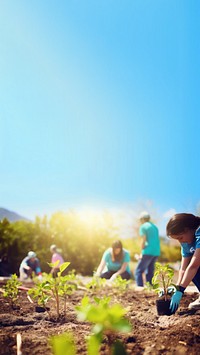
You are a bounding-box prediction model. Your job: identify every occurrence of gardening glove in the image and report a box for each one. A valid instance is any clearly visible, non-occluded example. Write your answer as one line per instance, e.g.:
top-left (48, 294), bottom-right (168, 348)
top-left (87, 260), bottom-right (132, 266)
top-left (167, 286), bottom-right (176, 295)
top-left (158, 289), bottom-right (165, 297)
top-left (94, 272), bottom-right (100, 277)
top-left (170, 291), bottom-right (183, 313)
top-left (110, 273), bottom-right (117, 282)
top-left (134, 254), bottom-right (142, 261)
top-left (35, 267), bottom-right (41, 274)
top-left (159, 286), bottom-right (176, 298)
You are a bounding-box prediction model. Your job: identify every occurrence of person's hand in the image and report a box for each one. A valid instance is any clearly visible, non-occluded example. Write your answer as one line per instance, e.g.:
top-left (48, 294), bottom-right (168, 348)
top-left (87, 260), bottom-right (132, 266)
top-left (158, 286), bottom-right (176, 298)
top-left (37, 274), bottom-right (43, 281)
top-left (93, 271), bottom-right (100, 277)
top-left (110, 273), bottom-right (117, 282)
top-left (24, 265), bottom-right (31, 270)
top-left (167, 286), bottom-right (176, 295)
top-left (134, 254), bottom-right (142, 261)
top-left (170, 291), bottom-right (183, 313)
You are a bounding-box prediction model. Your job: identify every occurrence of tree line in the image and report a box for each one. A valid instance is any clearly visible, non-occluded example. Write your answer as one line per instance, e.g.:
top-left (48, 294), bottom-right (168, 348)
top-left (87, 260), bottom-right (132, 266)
top-left (0, 210), bottom-right (181, 275)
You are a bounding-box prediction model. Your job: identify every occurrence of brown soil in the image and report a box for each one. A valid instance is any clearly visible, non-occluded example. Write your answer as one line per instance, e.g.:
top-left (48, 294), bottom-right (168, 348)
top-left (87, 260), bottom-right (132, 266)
top-left (0, 282), bottom-right (200, 355)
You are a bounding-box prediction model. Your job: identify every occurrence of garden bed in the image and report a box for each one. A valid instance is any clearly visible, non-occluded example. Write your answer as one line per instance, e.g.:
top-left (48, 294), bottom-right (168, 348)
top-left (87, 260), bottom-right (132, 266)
top-left (0, 281), bottom-right (200, 354)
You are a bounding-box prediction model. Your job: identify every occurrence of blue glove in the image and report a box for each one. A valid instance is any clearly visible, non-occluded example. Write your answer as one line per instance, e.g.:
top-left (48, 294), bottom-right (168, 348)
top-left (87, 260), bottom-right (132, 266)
top-left (170, 291), bottom-right (183, 313)
top-left (35, 267), bottom-right (41, 274)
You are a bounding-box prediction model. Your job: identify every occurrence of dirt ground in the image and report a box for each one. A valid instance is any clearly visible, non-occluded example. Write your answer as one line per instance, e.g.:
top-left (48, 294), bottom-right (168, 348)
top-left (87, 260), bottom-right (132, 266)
top-left (0, 280), bottom-right (200, 355)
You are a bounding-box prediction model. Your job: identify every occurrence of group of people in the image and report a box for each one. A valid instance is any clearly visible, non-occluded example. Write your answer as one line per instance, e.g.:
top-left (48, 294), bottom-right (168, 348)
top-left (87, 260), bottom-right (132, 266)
top-left (96, 211), bottom-right (160, 287)
top-left (19, 244), bottom-right (64, 281)
top-left (97, 211), bottom-right (200, 313)
top-left (5, 211), bottom-right (200, 314)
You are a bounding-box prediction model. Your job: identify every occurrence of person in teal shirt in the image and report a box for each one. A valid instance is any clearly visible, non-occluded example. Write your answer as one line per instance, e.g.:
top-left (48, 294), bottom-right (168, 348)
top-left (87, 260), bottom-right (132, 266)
top-left (96, 240), bottom-right (131, 281)
top-left (166, 213), bottom-right (200, 313)
top-left (135, 211), bottom-right (160, 286)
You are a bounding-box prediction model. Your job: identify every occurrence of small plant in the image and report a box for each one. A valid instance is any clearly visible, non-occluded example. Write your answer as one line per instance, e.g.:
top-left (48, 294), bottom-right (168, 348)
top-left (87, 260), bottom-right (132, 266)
top-left (58, 266), bottom-right (77, 318)
top-left (85, 276), bottom-right (107, 292)
top-left (112, 276), bottom-right (131, 294)
top-left (76, 296), bottom-right (131, 354)
top-left (50, 332), bottom-right (76, 355)
top-left (28, 279), bottom-right (51, 312)
top-left (28, 261), bottom-right (76, 319)
top-left (152, 262), bottom-right (175, 301)
top-left (3, 274), bottom-right (22, 308)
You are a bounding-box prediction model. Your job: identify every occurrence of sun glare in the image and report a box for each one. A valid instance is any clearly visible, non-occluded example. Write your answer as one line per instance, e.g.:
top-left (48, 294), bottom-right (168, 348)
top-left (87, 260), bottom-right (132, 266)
top-left (77, 208), bottom-right (104, 227)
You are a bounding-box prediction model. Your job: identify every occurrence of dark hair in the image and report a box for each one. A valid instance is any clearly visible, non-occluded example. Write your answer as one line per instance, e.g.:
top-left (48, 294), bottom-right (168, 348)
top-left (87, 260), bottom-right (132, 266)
top-left (166, 213), bottom-right (200, 236)
top-left (111, 240), bottom-right (123, 262)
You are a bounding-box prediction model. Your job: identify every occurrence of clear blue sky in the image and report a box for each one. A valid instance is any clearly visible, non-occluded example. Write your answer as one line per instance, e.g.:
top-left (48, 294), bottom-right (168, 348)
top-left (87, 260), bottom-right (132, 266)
top-left (0, 1), bottom-right (200, 223)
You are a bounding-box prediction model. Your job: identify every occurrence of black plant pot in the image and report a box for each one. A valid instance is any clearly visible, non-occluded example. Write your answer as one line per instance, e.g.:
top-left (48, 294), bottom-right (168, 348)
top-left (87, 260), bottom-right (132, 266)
top-left (156, 299), bottom-right (175, 316)
top-left (35, 306), bottom-right (51, 313)
top-left (35, 306), bottom-right (46, 313)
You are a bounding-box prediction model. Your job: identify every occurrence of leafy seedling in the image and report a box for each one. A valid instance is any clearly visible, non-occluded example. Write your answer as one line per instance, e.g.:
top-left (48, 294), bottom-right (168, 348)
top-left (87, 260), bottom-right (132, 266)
top-left (112, 276), bottom-right (131, 294)
top-left (76, 296), bottom-right (131, 355)
top-left (58, 264), bottom-right (77, 318)
top-left (85, 275), bottom-right (107, 292)
top-left (3, 274), bottom-right (22, 308)
top-left (50, 332), bottom-right (76, 355)
top-left (28, 279), bottom-right (51, 313)
top-left (151, 262), bottom-right (175, 301)
top-left (28, 261), bottom-right (75, 319)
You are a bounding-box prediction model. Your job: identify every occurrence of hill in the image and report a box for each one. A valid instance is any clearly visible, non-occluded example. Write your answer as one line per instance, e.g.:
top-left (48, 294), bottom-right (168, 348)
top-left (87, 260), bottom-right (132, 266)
top-left (0, 207), bottom-right (29, 222)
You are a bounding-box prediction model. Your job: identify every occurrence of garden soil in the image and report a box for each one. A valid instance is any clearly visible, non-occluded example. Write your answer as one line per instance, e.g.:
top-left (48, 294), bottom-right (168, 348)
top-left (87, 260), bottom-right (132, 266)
top-left (0, 280), bottom-right (200, 355)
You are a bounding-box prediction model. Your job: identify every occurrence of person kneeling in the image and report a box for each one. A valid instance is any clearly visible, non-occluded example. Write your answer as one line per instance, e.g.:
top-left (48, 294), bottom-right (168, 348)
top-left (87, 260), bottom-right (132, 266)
top-left (19, 251), bottom-right (42, 281)
top-left (96, 240), bottom-right (131, 281)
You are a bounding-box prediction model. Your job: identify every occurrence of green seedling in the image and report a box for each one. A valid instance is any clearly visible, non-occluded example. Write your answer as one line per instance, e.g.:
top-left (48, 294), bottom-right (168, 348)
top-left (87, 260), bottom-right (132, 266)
top-left (28, 279), bottom-right (51, 312)
top-left (76, 296), bottom-right (131, 355)
top-left (151, 262), bottom-right (175, 301)
top-left (3, 274), bottom-right (22, 308)
top-left (112, 276), bottom-right (131, 294)
top-left (58, 269), bottom-right (77, 318)
top-left (50, 332), bottom-right (76, 355)
top-left (85, 276), bottom-right (107, 292)
top-left (48, 261), bottom-right (72, 318)
top-left (28, 261), bottom-right (75, 319)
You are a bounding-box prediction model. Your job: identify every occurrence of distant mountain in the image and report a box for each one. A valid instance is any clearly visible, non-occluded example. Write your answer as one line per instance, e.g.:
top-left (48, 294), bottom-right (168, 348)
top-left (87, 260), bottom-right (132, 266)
top-left (0, 207), bottom-right (30, 222)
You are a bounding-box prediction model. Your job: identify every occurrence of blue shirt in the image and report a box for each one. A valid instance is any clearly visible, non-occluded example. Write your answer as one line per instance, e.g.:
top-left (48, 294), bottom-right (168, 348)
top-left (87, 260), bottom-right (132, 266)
top-left (139, 222), bottom-right (160, 256)
top-left (102, 248), bottom-right (131, 273)
top-left (20, 256), bottom-right (41, 274)
top-left (181, 227), bottom-right (200, 257)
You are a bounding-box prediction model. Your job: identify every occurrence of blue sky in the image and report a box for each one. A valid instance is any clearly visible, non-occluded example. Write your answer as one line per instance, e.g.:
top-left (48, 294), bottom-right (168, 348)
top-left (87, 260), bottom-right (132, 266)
top-left (0, 1), bottom-right (200, 229)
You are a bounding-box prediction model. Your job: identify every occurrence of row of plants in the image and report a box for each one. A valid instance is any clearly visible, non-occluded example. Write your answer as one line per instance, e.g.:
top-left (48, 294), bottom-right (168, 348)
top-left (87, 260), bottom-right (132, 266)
top-left (2, 263), bottom-right (132, 354)
top-left (2, 262), bottom-right (177, 354)
top-left (2, 262), bottom-right (131, 314)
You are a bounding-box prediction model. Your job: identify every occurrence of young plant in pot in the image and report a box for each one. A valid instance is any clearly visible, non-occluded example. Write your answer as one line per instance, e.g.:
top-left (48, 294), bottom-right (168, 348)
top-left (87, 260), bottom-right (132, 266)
top-left (151, 262), bottom-right (176, 316)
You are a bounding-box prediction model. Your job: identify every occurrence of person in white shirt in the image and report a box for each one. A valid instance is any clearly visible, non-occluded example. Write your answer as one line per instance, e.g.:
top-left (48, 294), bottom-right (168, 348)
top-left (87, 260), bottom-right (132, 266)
top-left (19, 251), bottom-right (42, 281)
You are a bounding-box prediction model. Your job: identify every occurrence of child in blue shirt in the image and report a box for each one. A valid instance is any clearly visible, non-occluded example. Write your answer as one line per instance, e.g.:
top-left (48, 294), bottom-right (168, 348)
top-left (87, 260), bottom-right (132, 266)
top-left (166, 213), bottom-right (200, 313)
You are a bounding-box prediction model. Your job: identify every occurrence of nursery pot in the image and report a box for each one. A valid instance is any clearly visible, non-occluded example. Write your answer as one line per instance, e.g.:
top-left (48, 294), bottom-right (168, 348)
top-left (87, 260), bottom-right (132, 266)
top-left (35, 306), bottom-right (47, 313)
top-left (156, 299), bottom-right (174, 316)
